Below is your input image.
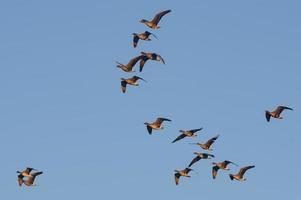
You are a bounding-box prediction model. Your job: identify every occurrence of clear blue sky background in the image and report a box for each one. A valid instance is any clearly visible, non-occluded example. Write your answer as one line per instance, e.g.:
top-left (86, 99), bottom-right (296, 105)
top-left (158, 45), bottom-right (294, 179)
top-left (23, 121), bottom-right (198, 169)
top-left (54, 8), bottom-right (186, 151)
top-left (0, 0), bottom-right (300, 199)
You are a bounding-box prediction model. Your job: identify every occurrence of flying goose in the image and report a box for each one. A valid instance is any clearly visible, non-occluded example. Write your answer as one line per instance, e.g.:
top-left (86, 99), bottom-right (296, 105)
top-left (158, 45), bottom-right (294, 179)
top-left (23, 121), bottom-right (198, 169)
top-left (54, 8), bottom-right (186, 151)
top-left (265, 106), bottom-right (293, 122)
top-left (172, 128), bottom-right (203, 143)
top-left (120, 76), bottom-right (146, 93)
top-left (17, 171), bottom-right (43, 187)
top-left (139, 52), bottom-right (165, 72)
top-left (212, 160), bottom-right (238, 179)
top-left (190, 135), bottom-right (219, 151)
top-left (174, 168), bottom-right (192, 185)
top-left (188, 152), bottom-right (215, 167)
top-left (229, 165), bottom-right (255, 181)
top-left (116, 55), bottom-right (144, 72)
top-left (16, 167), bottom-right (37, 178)
top-left (132, 31), bottom-right (157, 48)
top-left (140, 9), bottom-right (171, 29)
top-left (144, 117), bottom-right (171, 135)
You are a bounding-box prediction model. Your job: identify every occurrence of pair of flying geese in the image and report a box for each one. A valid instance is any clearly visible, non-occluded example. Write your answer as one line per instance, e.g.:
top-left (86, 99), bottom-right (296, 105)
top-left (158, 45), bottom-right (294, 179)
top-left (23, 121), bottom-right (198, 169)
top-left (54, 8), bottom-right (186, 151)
top-left (117, 10), bottom-right (171, 93)
top-left (143, 117), bottom-right (255, 184)
top-left (17, 167), bottom-right (43, 187)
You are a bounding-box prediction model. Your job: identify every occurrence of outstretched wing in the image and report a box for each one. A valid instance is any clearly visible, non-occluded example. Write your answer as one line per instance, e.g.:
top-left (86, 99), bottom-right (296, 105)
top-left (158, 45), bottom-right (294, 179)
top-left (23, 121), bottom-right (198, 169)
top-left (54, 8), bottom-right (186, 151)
top-left (139, 56), bottom-right (149, 72)
top-left (121, 80), bottom-right (127, 93)
top-left (172, 133), bottom-right (187, 143)
top-left (189, 128), bottom-right (203, 134)
top-left (275, 106), bottom-right (293, 115)
top-left (224, 160), bottom-right (238, 167)
top-left (205, 135), bottom-right (219, 148)
top-left (212, 166), bottom-right (219, 179)
top-left (174, 173), bottom-right (180, 185)
top-left (238, 165), bottom-right (255, 176)
top-left (132, 76), bottom-right (146, 82)
top-left (188, 156), bottom-right (201, 167)
top-left (146, 125), bottom-right (152, 135)
top-left (127, 55), bottom-right (143, 67)
top-left (133, 35), bottom-right (139, 48)
top-left (155, 117), bottom-right (171, 125)
top-left (265, 111), bottom-right (271, 122)
top-left (151, 10), bottom-right (172, 25)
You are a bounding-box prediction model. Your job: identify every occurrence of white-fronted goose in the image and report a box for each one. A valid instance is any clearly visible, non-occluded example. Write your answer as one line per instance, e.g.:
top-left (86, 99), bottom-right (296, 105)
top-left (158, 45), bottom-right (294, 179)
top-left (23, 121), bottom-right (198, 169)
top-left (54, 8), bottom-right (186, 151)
top-left (132, 31), bottom-right (157, 48)
top-left (172, 128), bottom-right (203, 143)
top-left (212, 160), bottom-right (238, 179)
top-left (116, 55), bottom-right (144, 72)
top-left (139, 52), bottom-right (165, 72)
top-left (265, 106), bottom-right (293, 122)
top-left (144, 117), bottom-right (171, 135)
top-left (188, 152), bottom-right (215, 167)
top-left (140, 10), bottom-right (171, 29)
top-left (190, 135), bottom-right (219, 151)
top-left (120, 76), bottom-right (146, 93)
top-left (229, 165), bottom-right (255, 181)
top-left (174, 167), bottom-right (192, 185)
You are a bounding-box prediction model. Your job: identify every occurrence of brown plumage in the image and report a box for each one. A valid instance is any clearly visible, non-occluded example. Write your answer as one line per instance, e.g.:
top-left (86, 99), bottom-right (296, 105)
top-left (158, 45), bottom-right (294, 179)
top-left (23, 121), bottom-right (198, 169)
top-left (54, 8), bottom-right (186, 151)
top-left (17, 169), bottom-right (43, 187)
top-left (139, 52), bottom-right (165, 72)
top-left (188, 152), bottom-right (215, 167)
top-left (132, 31), bottom-right (157, 48)
top-left (140, 10), bottom-right (171, 29)
top-left (265, 106), bottom-right (293, 122)
top-left (174, 168), bottom-right (192, 185)
top-left (17, 167), bottom-right (37, 186)
top-left (229, 165), bottom-right (255, 181)
top-left (120, 76), bottom-right (146, 93)
top-left (116, 55), bottom-right (144, 72)
top-left (212, 160), bottom-right (238, 179)
top-left (172, 128), bottom-right (203, 143)
top-left (144, 117), bottom-right (171, 135)
top-left (190, 135), bottom-right (219, 151)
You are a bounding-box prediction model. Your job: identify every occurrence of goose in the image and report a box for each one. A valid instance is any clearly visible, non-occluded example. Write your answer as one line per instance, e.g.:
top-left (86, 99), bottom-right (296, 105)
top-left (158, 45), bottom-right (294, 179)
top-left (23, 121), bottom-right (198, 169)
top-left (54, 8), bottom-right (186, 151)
top-left (116, 55), bottom-right (144, 72)
top-left (174, 168), bottom-right (192, 185)
top-left (229, 165), bottom-right (255, 181)
top-left (212, 160), bottom-right (238, 179)
top-left (190, 135), bottom-right (219, 151)
top-left (188, 152), bottom-right (215, 167)
top-left (172, 128), bottom-right (203, 143)
top-left (265, 106), bottom-right (293, 122)
top-left (17, 171), bottom-right (43, 187)
top-left (120, 76), bottom-right (146, 93)
top-left (132, 31), bottom-right (157, 48)
top-left (140, 10), bottom-right (171, 29)
top-left (144, 117), bottom-right (171, 135)
top-left (139, 52), bottom-right (165, 72)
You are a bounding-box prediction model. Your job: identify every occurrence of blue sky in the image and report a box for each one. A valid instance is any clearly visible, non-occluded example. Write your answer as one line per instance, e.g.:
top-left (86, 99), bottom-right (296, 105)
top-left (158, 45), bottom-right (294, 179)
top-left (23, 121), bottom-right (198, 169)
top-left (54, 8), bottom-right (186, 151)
top-left (0, 0), bottom-right (300, 199)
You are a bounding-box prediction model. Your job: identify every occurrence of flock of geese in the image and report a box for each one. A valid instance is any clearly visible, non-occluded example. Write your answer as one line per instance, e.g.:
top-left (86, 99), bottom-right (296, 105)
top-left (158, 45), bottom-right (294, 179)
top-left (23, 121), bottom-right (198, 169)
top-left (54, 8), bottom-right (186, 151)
top-left (17, 9), bottom-right (294, 188)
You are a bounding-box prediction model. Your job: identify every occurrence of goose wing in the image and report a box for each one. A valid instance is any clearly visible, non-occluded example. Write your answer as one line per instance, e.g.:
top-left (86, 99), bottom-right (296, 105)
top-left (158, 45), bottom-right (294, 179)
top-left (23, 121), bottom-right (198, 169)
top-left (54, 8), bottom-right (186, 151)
top-left (172, 133), bottom-right (187, 143)
top-left (188, 156), bottom-right (201, 167)
top-left (151, 10), bottom-right (171, 25)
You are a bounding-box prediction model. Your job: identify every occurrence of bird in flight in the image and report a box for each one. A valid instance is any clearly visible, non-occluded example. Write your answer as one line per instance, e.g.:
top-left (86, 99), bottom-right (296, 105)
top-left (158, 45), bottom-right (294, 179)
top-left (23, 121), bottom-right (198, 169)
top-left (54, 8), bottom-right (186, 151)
top-left (140, 9), bottom-right (171, 29)
top-left (144, 117), bottom-right (171, 135)
top-left (212, 160), bottom-right (238, 179)
top-left (229, 165), bottom-right (255, 181)
top-left (17, 168), bottom-right (43, 187)
top-left (172, 128), bottom-right (203, 143)
top-left (174, 167), bottom-right (193, 185)
top-left (190, 135), bottom-right (219, 151)
top-left (132, 31), bottom-right (157, 48)
top-left (116, 55), bottom-right (144, 72)
top-left (265, 105), bottom-right (293, 122)
top-left (120, 76), bottom-right (146, 93)
top-left (139, 52), bottom-right (165, 72)
top-left (188, 152), bottom-right (215, 167)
